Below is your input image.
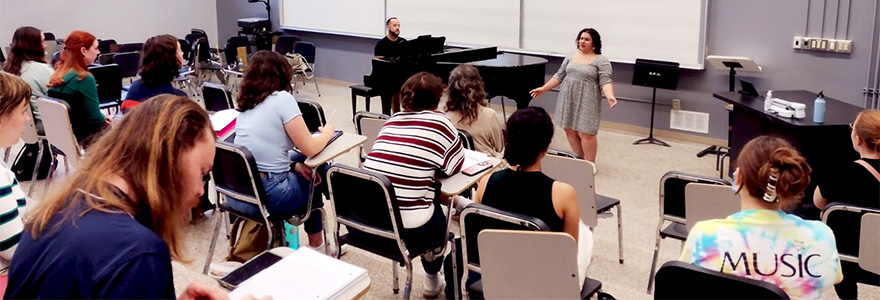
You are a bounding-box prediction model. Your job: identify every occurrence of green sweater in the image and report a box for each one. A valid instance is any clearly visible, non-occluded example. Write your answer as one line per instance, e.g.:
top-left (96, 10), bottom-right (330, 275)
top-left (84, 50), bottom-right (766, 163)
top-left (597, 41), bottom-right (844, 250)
top-left (49, 71), bottom-right (105, 142)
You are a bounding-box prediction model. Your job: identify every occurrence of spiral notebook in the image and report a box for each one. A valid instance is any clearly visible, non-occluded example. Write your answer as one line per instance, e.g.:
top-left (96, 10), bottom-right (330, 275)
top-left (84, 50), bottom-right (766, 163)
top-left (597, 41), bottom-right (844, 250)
top-left (229, 248), bottom-right (370, 300)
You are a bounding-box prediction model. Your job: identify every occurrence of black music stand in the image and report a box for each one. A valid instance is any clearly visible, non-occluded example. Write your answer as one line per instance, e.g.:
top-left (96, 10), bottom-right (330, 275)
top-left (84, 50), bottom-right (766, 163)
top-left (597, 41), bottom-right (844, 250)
top-left (632, 59), bottom-right (680, 147)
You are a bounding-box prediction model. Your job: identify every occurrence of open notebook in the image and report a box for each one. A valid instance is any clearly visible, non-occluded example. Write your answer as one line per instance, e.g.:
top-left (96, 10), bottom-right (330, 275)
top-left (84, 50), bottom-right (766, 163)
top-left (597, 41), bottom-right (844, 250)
top-left (229, 248), bottom-right (370, 300)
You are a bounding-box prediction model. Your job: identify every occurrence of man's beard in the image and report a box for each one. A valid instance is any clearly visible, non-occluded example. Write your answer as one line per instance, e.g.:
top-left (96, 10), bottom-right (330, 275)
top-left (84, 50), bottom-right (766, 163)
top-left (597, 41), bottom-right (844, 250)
top-left (390, 30), bottom-right (400, 38)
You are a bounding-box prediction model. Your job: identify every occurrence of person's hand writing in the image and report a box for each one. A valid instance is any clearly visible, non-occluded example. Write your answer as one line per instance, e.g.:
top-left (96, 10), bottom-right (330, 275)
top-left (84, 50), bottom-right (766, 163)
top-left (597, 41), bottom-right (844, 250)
top-left (607, 96), bottom-right (618, 109)
top-left (178, 282), bottom-right (229, 300)
top-left (529, 87), bottom-right (546, 99)
top-left (319, 123), bottom-right (336, 135)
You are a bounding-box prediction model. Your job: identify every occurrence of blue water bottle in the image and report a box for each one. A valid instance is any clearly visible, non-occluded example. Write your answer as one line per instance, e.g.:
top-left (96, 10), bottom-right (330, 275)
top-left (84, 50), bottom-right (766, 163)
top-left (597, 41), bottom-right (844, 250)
top-left (813, 91), bottom-right (826, 124)
top-left (284, 221), bottom-right (300, 249)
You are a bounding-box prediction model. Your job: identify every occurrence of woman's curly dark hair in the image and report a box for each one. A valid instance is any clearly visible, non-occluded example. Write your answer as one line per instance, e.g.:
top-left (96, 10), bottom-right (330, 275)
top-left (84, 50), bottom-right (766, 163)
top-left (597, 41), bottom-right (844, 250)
top-left (236, 50), bottom-right (294, 111)
top-left (445, 64), bottom-right (488, 126)
top-left (504, 107), bottom-right (554, 168)
top-left (575, 28), bottom-right (602, 54)
top-left (140, 34), bottom-right (182, 87)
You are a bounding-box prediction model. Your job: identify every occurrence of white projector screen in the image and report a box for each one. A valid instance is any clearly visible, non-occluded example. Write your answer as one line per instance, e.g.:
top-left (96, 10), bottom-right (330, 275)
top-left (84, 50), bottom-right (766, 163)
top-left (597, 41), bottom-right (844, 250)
top-left (386, 0), bottom-right (520, 49)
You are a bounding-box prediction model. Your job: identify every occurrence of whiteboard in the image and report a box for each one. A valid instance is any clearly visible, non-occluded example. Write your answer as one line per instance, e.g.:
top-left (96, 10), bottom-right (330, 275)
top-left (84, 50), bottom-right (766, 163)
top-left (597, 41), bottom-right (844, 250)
top-left (387, 0), bottom-right (520, 49)
top-left (523, 0), bottom-right (706, 69)
top-left (280, 0), bottom-right (385, 38)
top-left (278, 0), bottom-right (707, 69)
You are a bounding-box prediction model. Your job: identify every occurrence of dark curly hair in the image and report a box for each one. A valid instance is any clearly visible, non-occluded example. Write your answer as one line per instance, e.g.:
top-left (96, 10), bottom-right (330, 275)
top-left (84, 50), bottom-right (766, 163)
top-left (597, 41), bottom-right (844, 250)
top-left (504, 107), bottom-right (554, 168)
top-left (140, 34), bottom-right (182, 87)
top-left (575, 28), bottom-right (602, 54)
top-left (3, 26), bottom-right (47, 76)
top-left (445, 64), bottom-right (487, 126)
top-left (235, 50), bottom-right (294, 112)
top-left (397, 72), bottom-right (444, 112)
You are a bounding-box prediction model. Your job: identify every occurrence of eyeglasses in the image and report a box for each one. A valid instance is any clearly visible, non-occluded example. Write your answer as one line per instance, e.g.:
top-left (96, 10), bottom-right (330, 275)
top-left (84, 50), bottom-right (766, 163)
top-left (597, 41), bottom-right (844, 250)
top-left (202, 173), bottom-right (211, 183)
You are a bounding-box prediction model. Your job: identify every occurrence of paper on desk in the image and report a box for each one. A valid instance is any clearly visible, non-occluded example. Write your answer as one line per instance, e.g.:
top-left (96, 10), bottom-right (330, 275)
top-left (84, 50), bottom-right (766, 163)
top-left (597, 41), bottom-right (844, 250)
top-left (229, 248), bottom-right (368, 300)
top-left (210, 109), bottom-right (239, 131)
top-left (463, 149), bottom-right (489, 169)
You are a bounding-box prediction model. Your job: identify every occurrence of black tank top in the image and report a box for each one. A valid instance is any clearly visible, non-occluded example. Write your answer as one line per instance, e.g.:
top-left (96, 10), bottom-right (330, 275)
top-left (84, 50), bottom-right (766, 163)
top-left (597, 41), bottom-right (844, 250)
top-left (480, 169), bottom-right (564, 232)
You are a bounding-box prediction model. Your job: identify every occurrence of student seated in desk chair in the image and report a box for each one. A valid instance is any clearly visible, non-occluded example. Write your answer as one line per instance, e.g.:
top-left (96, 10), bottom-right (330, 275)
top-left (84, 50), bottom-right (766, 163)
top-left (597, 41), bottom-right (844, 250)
top-left (812, 109), bottom-right (880, 299)
top-left (4, 95), bottom-right (232, 299)
top-left (225, 51), bottom-right (335, 261)
top-left (680, 136), bottom-right (842, 299)
top-left (362, 72), bottom-right (465, 299)
top-left (121, 34), bottom-right (187, 114)
top-left (444, 64), bottom-right (505, 162)
top-left (471, 106), bottom-right (593, 289)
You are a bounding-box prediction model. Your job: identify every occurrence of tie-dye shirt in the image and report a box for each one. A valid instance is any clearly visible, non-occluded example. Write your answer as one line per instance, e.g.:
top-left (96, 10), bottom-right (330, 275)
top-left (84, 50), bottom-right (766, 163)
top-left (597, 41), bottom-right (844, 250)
top-left (679, 209), bottom-right (842, 299)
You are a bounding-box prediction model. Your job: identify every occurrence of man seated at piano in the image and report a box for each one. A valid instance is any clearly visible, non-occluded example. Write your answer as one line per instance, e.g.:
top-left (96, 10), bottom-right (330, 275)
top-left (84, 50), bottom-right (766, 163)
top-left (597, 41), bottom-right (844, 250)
top-left (374, 17), bottom-right (405, 59)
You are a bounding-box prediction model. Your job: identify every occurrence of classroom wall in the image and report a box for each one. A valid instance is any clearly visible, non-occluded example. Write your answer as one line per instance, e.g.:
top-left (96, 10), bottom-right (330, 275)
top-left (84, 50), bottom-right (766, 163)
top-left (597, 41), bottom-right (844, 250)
top-left (216, 0), bottom-right (880, 140)
top-left (0, 0), bottom-right (219, 52)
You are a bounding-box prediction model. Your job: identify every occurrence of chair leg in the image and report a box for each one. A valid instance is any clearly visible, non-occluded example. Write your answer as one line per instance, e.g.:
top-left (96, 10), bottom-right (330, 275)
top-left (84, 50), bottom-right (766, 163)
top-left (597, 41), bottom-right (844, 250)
top-left (392, 261), bottom-right (400, 294)
top-left (27, 141), bottom-right (44, 197)
top-left (43, 154), bottom-right (57, 195)
top-left (313, 75), bottom-right (321, 97)
top-left (351, 92), bottom-right (357, 118)
top-left (403, 261), bottom-right (414, 300)
top-left (203, 209), bottom-right (223, 274)
top-left (646, 234), bottom-right (663, 294)
top-left (265, 222), bottom-right (274, 251)
top-left (617, 204), bottom-right (624, 264)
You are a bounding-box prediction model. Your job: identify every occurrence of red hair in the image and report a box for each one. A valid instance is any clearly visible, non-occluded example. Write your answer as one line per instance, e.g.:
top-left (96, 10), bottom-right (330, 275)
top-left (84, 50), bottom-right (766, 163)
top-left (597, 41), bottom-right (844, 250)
top-left (49, 30), bottom-right (96, 87)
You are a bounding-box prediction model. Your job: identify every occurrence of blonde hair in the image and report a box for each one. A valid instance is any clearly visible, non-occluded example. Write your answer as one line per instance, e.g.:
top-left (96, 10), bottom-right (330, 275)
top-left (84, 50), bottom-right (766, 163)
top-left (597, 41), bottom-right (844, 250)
top-left (26, 95), bottom-right (214, 261)
top-left (854, 109), bottom-right (880, 153)
top-left (445, 64), bottom-right (487, 126)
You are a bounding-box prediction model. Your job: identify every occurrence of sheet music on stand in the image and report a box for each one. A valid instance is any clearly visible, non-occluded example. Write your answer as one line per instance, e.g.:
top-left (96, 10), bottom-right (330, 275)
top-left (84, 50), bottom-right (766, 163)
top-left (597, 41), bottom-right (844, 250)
top-left (229, 248), bottom-right (369, 300)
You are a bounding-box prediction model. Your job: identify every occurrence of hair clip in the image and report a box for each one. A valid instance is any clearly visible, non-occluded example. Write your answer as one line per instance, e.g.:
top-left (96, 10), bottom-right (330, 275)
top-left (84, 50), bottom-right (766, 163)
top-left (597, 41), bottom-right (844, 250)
top-left (762, 168), bottom-right (779, 203)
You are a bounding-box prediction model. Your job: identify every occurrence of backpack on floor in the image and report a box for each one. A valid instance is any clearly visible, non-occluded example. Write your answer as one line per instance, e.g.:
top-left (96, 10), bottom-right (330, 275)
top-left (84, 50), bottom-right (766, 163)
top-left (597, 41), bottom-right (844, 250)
top-left (11, 140), bottom-right (54, 181)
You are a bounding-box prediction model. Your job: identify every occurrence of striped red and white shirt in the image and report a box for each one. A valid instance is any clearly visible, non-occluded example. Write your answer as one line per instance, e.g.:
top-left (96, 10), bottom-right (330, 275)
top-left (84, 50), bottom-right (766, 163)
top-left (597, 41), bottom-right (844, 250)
top-left (363, 110), bottom-right (464, 228)
top-left (0, 162), bottom-right (27, 272)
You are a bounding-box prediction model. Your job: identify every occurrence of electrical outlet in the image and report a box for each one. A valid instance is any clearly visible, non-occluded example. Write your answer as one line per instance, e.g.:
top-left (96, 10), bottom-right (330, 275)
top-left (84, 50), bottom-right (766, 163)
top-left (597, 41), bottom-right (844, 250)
top-left (828, 39), bottom-right (838, 52)
top-left (810, 39), bottom-right (819, 49)
top-left (819, 39), bottom-right (828, 50)
top-left (672, 99), bottom-right (681, 110)
top-left (793, 36), bottom-right (804, 49)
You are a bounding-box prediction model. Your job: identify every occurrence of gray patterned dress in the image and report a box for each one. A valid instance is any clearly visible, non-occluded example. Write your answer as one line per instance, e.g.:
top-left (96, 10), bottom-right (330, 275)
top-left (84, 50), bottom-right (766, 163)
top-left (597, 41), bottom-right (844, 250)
top-left (553, 53), bottom-right (613, 135)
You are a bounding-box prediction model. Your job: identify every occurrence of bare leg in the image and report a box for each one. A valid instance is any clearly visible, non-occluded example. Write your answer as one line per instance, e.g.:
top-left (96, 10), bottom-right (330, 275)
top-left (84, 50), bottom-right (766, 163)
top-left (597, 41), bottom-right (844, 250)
top-left (308, 232), bottom-right (324, 247)
top-left (564, 128), bottom-right (584, 158)
top-left (578, 132), bottom-right (598, 163)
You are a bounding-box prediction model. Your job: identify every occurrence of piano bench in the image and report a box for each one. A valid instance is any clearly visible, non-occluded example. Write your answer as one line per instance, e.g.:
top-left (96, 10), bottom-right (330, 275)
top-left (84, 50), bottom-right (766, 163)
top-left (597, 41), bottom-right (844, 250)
top-left (350, 84), bottom-right (380, 117)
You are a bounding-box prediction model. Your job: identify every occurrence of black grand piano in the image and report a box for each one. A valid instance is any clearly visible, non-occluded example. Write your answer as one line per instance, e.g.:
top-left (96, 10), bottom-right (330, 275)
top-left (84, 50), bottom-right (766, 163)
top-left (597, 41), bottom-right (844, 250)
top-left (366, 39), bottom-right (548, 114)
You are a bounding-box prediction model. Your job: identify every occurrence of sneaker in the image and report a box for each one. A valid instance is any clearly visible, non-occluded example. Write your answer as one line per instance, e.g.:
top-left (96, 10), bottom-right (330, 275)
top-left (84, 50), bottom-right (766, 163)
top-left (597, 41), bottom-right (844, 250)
top-left (423, 274), bottom-right (445, 299)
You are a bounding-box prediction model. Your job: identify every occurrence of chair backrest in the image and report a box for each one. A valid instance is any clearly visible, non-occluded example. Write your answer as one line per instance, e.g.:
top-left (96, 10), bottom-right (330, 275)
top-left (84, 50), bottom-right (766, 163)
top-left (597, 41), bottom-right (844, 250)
top-left (460, 203), bottom-right (549, 271)
top-left (684, 182), bottom-right (740, 231)
top-left (96, 53), bottom-right (116, 65)
top-left (457, 129), bottom-right (475, 151)
top-left (297, 99), bottom-right (325, 132)
top-left (98, 39), bottom-right (117, 54)
top-left (178, 39), bottom-right (192, 63)
top-left (275, 35), bottom-right (300, 55)
top-left (112, 52), bottom-right (141, 78)
top-left (542, 150), bottom-right (598, 227)
top-left (51, 51), bottom-right (61, 66)
top-left (201, 82), bottom-right (233, 112)
top-left (21, 100), bottom-right (40, 144)
top-left (479, 230), bottom-right (581, 300)
top-left (660, 171), bottom-right (730, 223)
top-left (326, 164), bottom-right (404, 242)
top-left (354, 111), bottom-right (389, 154)
top-left (36, 97), bottom-right (82, 170)
top-left (822, 202), bottom-right (880, 271)
top-left (212, 141), bottom-right (268, 208)
top-left (189, 36), bottom-right (211, 64)
top-left (654, 261), bottom-right (790, 299)
top-left (117, 43), bottom-right (143, 53)
top-left (89, 64), bottom-right (123, 103)
top-left (42, 32), bottom-right (55, 42)
top-left (859, 213), bottom-right (880, 275)
top-left (294, 42), bottom-right (316, 64)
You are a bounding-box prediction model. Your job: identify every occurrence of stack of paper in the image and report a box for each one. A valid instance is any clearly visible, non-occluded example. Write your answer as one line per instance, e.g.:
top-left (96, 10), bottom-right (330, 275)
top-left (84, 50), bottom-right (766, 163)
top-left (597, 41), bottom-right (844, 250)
top-left (463, 149), bottom-right (489, 170)
top-left (229, 248), bottom-right (370, 300)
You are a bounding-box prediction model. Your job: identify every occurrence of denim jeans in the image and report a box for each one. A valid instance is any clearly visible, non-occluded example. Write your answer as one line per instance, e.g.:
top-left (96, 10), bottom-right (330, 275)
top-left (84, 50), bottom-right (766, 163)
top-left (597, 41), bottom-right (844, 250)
top-left (226, 151), bottom-right (327, 234)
